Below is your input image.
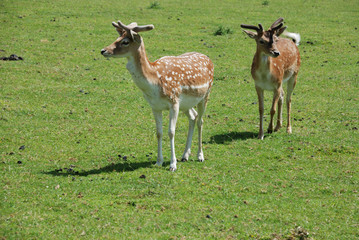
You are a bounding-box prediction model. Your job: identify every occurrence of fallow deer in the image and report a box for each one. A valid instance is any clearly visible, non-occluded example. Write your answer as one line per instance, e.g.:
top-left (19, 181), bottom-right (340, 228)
top-left (241, 17), bottom-right (301, 140)
top-left (101, 21), bottom-right (214, 171)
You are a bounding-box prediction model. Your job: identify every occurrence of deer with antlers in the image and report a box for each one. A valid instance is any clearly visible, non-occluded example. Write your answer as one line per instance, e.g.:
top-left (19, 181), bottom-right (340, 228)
top-left (101, 21), bottom-right (214, 171)
top-left (241, 17), bottom-right (301, 140)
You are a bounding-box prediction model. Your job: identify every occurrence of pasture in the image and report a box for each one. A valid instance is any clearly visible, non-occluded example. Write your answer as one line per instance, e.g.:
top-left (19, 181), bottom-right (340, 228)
top-left (1, 0), bottom-right (358, 239)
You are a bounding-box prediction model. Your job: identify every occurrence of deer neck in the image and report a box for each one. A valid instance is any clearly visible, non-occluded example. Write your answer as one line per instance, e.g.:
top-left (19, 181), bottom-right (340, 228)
top-left (254, 50), bottom-right (271, 70)
top-left (126, 40), bottom-right (157, 92)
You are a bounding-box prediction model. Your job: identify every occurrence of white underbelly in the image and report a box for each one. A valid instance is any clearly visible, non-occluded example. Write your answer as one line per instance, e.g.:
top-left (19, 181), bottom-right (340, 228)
top-left (179, 94), bottom-right (204, 111)
top-left (142, 92), bottom-right (204, 112)
top-left (143, 93), bottom-right (170, 111)
top-left (255, 78), bottom-right (276, 91)
top-left (254, 70), bottom-right (294, 91)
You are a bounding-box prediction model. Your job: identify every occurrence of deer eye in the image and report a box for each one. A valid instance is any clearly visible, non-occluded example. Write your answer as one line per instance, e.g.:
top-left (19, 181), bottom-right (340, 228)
top-left (259, 39), bottom-right (265, 45)
top-left (121, 40), bottom-right (130, 46)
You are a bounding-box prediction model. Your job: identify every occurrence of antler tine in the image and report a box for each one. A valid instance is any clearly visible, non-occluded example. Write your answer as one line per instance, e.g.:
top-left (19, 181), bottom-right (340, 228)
top-left (241, 23), bottom-right (264, 34)
top-left (271, 23), bottom-right (283, 32)
top-left (241, 24), bottom-right (261, 32)
top-left (112, 22), bottom-right (120, 29)
top-left (258, 24), bottom-right (263, 32)
top-left (112, 20), bottom-right (130, 32)
top-left (117, 20), bottom-right (130, 30)
top-left (270, 17), bottom-right (284, 30)
top-left (133, 24), bottom-right (155, 33)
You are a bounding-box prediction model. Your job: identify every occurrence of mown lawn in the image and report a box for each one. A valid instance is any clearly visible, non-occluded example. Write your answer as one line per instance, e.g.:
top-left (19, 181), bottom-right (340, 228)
top-left (1, 0), bottom-right (358, 239)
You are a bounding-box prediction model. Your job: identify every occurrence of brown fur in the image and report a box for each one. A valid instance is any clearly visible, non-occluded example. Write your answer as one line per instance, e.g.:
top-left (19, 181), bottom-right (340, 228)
top-left (153, 53), bottom-right (214, 101)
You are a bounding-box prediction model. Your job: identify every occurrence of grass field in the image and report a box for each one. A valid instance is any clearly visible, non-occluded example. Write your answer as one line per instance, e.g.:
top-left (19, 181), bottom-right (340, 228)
top-left (1, 0), bottom-right (358, 239)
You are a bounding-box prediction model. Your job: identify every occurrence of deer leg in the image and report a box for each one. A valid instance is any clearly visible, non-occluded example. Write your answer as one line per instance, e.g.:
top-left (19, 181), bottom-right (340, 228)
top-left (196, 99), bottom-right (207, 162)
top-left (152, 110), bottom-right (164, 167)
top-left (255, 86), bottom-right (265, 140)
top-left (274, 88), bottom-right (284, 132)
top-left (268, 88), bottom-right (281, 133)
top-left (181, 108), bottom-right (198, 162)
top-left (168, 103), bottom-right (179, 171)
top-left (286, 75), bottom-right (297, 134)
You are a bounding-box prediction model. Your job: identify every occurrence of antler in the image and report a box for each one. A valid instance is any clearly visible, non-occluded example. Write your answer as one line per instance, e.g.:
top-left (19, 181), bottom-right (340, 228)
top-left (133, 24), bottom-right (155, 33)
top-left (270, 17), bottom-right (284, 31)
top-left (112, 20), bottom-right (154, 41)
top-left (241, 23), bottom-right (264, 38)
top-left (113, 20), bottom-right (154, 34)
top-left (240, 23), bottom-right (263, 33)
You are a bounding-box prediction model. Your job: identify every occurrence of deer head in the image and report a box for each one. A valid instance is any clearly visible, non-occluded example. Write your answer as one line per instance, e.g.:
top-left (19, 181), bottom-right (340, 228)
top-left (101, 20), bottom-right (154, 57)
top-left (241, 17), bottom-right (287, 58)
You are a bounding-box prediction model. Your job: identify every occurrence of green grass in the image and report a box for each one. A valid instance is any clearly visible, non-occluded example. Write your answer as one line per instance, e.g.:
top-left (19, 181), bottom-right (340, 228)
top-left (1, 0), bottom-right (358, 239)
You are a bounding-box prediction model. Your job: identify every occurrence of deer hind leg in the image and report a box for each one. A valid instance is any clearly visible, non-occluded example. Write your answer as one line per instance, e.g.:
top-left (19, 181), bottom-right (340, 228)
top-left (168, 103), bottom-right (179, 171)
top-left (286, 75), bottom-right (298, 134)
top-left (274, 88), bottom-right (284, 132)
top-left (181, 108), bottom-right (198, 162)
top-left (196, 98), bottom-right (208, 162)
top-left (268, 87), bottom-right (282, 134)
top-left (152, 110), bottom-right (164, 167)
top-left (255, 86), bottom-right (265, 140)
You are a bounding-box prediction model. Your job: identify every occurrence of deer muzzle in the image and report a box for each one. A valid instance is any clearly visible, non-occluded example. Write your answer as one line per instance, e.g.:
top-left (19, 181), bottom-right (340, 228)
top-left (271, 50), bottom-right (280, 58)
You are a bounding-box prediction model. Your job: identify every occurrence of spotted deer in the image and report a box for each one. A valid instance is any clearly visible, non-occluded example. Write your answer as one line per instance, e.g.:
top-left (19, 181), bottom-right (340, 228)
top-left (101, 21), bottom-right (214, 171)
top-left (241, 17), bottom-right (301, 140)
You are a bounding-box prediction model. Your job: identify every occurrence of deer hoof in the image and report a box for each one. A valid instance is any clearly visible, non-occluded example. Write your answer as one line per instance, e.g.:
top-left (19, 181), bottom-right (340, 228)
top-left (155, 160), bottom-right (163, 167)
top-left (169, 167), bottom-right (177, 172)
top-left (197, 152), bottom-right (204, 162)
top-left (181, 158), bottom-right (188, 162)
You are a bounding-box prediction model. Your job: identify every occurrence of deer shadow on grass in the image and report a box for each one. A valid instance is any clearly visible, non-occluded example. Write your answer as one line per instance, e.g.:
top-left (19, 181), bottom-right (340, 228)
top-left (44, 159), bottom-right (165, 177)
top-left (208, 131), bottom-right (256, 144)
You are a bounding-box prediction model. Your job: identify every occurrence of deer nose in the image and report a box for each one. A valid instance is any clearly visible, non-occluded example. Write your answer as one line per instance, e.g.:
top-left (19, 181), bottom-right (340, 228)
top-left (101, 49), bottom-right (106, 55)
top-left (273, 51), bottom-right (280, 57)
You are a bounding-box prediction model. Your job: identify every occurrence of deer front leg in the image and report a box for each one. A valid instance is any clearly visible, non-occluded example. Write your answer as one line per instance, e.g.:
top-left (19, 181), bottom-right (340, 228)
top-left (152, 110), bottom-right (164, 167)
top-left (255, 86), bottom-right (265, 140)
top-left (268, 88), bottom-right (281, 134)
top-left (274, 88), bottom-right (284, 132)
top-left (168, 103), bottom-right (179, 171)
top-left (181, 108), bottom-right (198, 162)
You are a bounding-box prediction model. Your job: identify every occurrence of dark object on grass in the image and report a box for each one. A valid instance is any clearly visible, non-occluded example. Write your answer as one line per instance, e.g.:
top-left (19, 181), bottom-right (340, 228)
top-left (214, 26), bottom-right (233, 36)
top-left (1, 54), bottom-right (24, 61)
top-left (139, 174), bottom-right (146, 179)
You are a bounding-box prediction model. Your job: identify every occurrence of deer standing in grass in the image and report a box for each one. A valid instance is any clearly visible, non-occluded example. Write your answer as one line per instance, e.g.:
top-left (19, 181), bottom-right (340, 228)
top-left (101, 21), bottom-right (214, 171)
top-left (241, 18), bottom-right (301, 140)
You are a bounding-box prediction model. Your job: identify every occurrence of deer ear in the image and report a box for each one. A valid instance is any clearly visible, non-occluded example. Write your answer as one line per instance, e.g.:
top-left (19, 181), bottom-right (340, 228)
top-left (276, 26), bottom-right (287, 37)
top-left (243, 30), bottom-right (257, 39)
